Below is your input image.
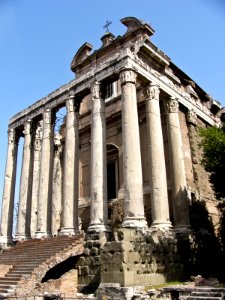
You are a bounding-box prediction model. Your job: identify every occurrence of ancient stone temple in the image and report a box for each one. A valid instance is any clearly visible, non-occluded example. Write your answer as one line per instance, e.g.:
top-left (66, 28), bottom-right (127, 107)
top-left (0, 17), bottom-right (224, 298)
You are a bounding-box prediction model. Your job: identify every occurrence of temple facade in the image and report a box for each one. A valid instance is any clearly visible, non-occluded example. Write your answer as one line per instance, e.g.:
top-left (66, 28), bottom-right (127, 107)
top-left (0, 17), bottom-right (224, 292)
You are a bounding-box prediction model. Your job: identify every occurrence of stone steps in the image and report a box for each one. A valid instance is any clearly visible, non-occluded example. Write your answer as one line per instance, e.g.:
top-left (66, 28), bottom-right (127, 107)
top-left (186, 297), bottom-right (222, 300)
top-left (0, 234), bottom-right (83, 297)
top-left (3, 272), bottom-right (23, 278)
top-left (5, 268), bottom-right (33, 276)
top-left (163, 287), bottom-right (225, 300)
top-left (186, 291), bottom-right (224, 300)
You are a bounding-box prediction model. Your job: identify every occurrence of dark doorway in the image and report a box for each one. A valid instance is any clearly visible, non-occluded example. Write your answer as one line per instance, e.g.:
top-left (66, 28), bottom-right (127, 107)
top-left (107, 161), bottom-right (117, 200)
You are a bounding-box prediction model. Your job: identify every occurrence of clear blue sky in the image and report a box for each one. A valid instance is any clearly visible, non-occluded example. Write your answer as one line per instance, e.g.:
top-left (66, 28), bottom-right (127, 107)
top-left (0, 0), bottom-right (225, 207)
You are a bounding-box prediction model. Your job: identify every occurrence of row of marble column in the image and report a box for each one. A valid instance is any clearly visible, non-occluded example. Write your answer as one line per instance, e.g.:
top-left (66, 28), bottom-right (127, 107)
top-left (0, 67), bottom-right (189, 245)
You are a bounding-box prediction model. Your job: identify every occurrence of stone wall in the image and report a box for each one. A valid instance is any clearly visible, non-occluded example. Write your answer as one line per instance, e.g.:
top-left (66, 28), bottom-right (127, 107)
top-left (76, 233), bottom-right (107, 293)
top-left (30, 269), bottom-right (78, 298)
top-left (100, 228), bottom-right (183, 287)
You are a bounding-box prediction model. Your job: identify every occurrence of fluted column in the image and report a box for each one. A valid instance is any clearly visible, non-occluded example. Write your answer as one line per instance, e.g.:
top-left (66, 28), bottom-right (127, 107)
top-left (165, 97), bottom-right (190, 231)
top-left (36, 108), bottom-right (54, 238)
top-left (60, 96), bottom-right (80, 235)
top-left (88, 82), bottom-right (110, 233)
top-left (120, 68), bottom-right (147, 228)
top-left (144, 84), bottom-right (171, 230)
top-left (30, 120), bottom-right (43, 238)
top-left (16, 120), bottom-right (33, 240)
top-left (0, 129), bottom-right (18, 245)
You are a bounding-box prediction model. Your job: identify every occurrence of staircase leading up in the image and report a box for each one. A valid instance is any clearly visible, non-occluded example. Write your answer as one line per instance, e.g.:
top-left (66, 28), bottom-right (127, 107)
top-left (0, 234), bottom-right (83, 297)
top-left (163, 287), bottom-right (225, 300)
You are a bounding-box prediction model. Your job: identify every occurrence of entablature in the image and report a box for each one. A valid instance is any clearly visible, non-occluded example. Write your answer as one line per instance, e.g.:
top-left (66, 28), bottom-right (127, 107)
top-left (9, 16), bottom-right (222, 131)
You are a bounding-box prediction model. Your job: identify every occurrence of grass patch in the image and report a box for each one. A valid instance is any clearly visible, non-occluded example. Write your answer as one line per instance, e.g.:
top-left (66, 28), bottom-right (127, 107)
top-left (144, 281), bottom-right (184, 291)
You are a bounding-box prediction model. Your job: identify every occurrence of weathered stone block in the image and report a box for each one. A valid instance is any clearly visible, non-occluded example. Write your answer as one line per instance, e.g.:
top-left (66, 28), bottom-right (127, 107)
top-left (123, 251), bottom-right (141, 264)
top-left (84, 256), bottom-right (93, 266)
top-left (83, 247), bottom-right (90, 256)
top-left (77, 256), bottom-right (85, 266)
top-left (78, 265), bottom-right (89, 276)
top-left (93, 256), bottom-right (101, 266)
top-left (85, 240), bottom-right (93, 248)
top-left (103, 240), bottom-right (124, 253)
top-left (93, 240), bottom-right (101, 248)
top-left (90, 246), bottom-right (99, 256)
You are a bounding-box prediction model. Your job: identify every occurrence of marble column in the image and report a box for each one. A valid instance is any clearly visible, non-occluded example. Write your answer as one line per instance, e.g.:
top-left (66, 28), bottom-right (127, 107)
top-left (88, 82), bottom-right (110, 233)
top-left (144, 84), bottom-right (171, 230)
top-left (52, 133), bottom-right (63, 236)
top-left (60, 96), bottom-right (80, 235)
top-left (0, 129), bottom-right (18, 245)
top-left (165, 97), bottom-right (190, 231)
top-left (35, 108), bottom-right (54, 238)
top-left (16, 120), bottom-right (33, 240)
top-left (120, 69), bottom-right (147, 228)
top-left (30, 120), bottom-right (43, 238)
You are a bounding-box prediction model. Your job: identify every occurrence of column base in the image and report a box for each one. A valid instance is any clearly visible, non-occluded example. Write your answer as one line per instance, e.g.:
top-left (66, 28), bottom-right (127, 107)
top-left (173, 224), bottom-right (191, 233)
top-left (15, 234), bottom-right (30, 242)
top-left (0, 235), bottom-right (13, 247)
top-left (150, 220), bottom-right (172, 231)
top-left (59, 227), bottom-right (80, 236)
top-left (87, 223), bottom-right (111, 234)
top-left (122, 217), bottom-right (147, 229)
top-left (35, 231), bottom-right (52, 239)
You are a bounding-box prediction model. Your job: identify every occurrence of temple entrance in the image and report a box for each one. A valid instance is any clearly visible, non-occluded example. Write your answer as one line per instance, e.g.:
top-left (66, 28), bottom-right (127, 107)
top-left (106, 144), bottom-right (119, 201)
top-left (107, 160), bottom-right (117, 200)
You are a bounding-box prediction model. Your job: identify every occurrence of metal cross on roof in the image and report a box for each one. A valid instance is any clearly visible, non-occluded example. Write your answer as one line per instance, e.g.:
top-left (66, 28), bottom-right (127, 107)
top-left (103, 20), bottom-right (112, 32)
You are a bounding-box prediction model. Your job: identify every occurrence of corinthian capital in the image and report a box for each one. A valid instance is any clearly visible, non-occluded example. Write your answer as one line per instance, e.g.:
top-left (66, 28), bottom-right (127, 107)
top-left (187, 109), bottom-right (197, 126)
top-left (23, 120), bottom-right (32, 136)
top-left (8, 128), bottom-right (16, 144)
top-left (165, 97), bottom-right (179, 113)
top-left (43, 108), bottom-right (52, 125)
top-left (66, 96), bottom-right (75, 113)
top-left (143, 84), bottom-right (160, 101)
top-left (120, 69), bottom-right (137, 85)
top-left (34, 121), bottom-right (43, 151)
top-left (91, 82), bottom-right (101, 99)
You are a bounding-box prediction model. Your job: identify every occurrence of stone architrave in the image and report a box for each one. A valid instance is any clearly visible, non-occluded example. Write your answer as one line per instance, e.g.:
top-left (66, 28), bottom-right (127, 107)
top-left (0, 129), bottom-right (18, 245)
top-left (51, 133), bottom-right (63, 236)
top-left (30, 120), bottom-right (43, 238)
top-left (16, 120), bottom-right (33, 240)
top-left (144, 84), bottom-right (171, 230)
top-left (60, 96), bottom-right (80, 235)
top-left (35, 109), bottom-right (54, 238)
top-left (88, 82), bottom-right (111, 233)
top-left (120, 69), bottom-right (147, 228)
top-left (165, 97), bottom-right (190, 230)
